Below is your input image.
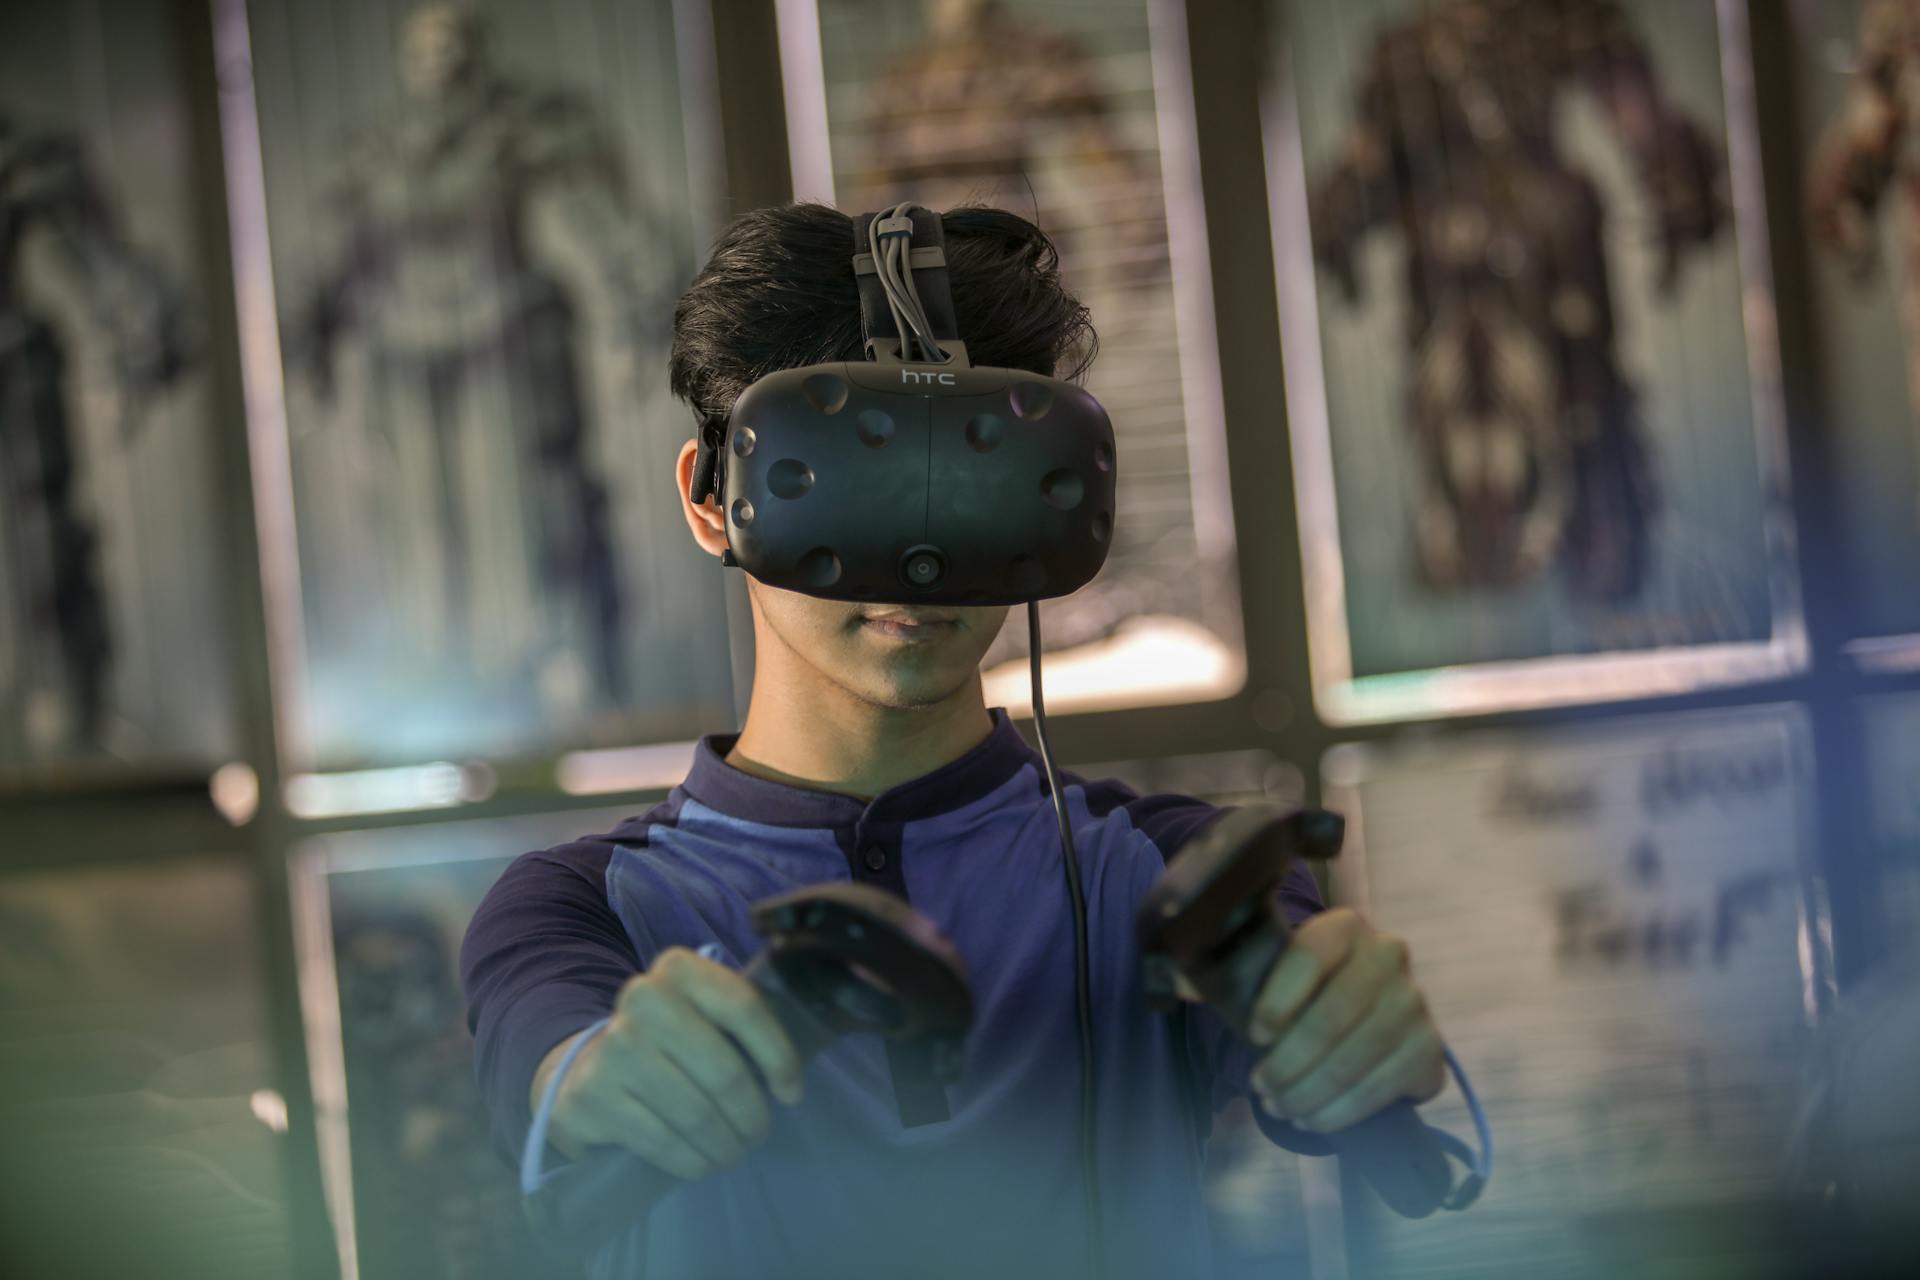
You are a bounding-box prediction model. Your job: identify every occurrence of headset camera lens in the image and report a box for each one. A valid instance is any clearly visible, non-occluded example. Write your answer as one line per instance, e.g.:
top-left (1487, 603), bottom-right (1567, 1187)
top-left (900, 546), bottom-right (947, 589)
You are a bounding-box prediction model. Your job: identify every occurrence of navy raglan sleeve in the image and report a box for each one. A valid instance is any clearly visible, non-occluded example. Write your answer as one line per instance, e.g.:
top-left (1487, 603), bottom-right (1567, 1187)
top-left (459, 841), bottom-right (640, 1160)
top-left (1122, 793), bottom-right (1338, 1157)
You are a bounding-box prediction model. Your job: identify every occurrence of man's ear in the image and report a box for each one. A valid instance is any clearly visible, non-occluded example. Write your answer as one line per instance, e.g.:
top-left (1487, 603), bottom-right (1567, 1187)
top-left (675, 438), bottom-right (729, 558)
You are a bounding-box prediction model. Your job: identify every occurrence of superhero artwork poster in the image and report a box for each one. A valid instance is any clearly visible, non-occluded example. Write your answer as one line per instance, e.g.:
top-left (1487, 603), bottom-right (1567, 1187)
top-left (0, 1), bottom-right (238, 777)
top-left (1800, 0), bottom-right (1920, 661)
top-left (237, 0), bottom-right (739, 770)
top-left (1321, 707), bottom-right (1827, 1278)
top-left (291, 808), bottom-right (635, 1280)
top-left (783, 0), bottom-right (1248, 715)
top-left (1267, 0), bottom-right (1803, 724)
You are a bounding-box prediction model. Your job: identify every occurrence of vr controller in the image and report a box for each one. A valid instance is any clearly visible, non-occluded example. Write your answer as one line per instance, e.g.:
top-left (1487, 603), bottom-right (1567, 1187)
top-left (1137, 805), bottom-right (1487, 1219)
top-left (524, 882), bottom-right (974, 1256)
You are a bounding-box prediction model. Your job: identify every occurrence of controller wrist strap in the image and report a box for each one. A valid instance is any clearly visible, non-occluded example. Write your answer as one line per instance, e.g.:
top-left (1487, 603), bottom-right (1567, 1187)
top-left (1427, 1045), bottom-right (1494, 1211)
top-left (521, 1016), bottom-right (614, 1197)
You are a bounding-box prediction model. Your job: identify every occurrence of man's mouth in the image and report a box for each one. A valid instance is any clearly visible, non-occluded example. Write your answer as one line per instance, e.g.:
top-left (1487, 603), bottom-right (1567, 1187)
top-left (858, 608), bottom-right (960, 641)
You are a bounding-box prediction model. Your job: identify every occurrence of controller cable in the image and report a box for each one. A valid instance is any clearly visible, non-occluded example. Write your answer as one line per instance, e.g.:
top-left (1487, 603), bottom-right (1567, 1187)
top-left (1027, 601), bottom-right (1103, 1275)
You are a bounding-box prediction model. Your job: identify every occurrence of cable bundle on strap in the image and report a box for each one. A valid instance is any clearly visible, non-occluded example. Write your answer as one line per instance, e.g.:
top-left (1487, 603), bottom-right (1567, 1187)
top-left (865, 202), bottom-right (950, 363)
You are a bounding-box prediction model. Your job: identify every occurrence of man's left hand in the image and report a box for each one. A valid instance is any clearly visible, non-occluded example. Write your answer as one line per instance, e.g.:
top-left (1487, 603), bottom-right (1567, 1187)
top-left (1240, 907), bottom-right (1446, 1133)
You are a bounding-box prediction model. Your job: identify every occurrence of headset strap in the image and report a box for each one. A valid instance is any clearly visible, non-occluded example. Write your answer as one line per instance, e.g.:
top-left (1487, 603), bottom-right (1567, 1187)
top-left (688, 410), bottom-right (728, 505)
top-left (695, 208), bottom-right (960, 504)
top-left (851, 207), bottom-right (961, 360)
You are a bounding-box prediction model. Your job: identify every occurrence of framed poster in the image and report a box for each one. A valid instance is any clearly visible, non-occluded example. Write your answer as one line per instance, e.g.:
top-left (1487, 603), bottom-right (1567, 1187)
top-left (1266, 0), bottom-right (1804, 724)
top-left (1799, 0), bottom-right (1920, 666)
top-left (0, 0), bottom-right (239, 778)
top-left (1321, 706), bottom-right (1829, 1278)
top-left (0, 856), bottom-right (291, 1278)
top-left (290, 806), bottom-right (642, 1280)
top-left (222, 0), bottom-right (739, 771)
top-left (779, 0), bottom-right (1247, 715)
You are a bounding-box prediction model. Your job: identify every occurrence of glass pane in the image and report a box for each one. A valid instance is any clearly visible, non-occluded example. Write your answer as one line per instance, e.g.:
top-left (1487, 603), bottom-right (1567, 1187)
top-left (1267, 0), bottom-right (1803, 723)
top-left (293, 806), bottom-right (641, 1280)
top-left (0, 1), bottom-right (238, 774)
top-left (1321, 706), bottom-right (1827, 1277)
top-left (1799, 0), bottom-right (1920, 664)
top-left (234, 0), bottom-right (737, 769)
top-left (1841, 690), bottom-right (1920, 1250)
top-left (786, 0), bottom-right (1247, 714)
top-left (0, 857), bottom-right (292, 1278)
top-left (1856, 691), bottom-right (1920, 941)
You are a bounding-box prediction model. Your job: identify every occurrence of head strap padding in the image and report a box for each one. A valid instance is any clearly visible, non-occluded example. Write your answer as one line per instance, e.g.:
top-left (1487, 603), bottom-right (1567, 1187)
top-left (851, 207), bottom-right (962, 363)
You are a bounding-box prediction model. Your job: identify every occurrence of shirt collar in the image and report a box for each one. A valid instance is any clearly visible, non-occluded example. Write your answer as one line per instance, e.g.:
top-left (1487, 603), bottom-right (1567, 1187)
top-left (679, 708), bottom-right (1037, 829)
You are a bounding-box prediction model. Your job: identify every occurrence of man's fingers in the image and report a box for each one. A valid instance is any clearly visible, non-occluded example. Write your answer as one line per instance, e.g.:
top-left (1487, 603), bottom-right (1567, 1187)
top-left (632, 989), bottom-right (772, 1146)
top-left (1250, 908), bottom-right (1368, 1046)
top-left (548, 951), bottom-right (799, 1178)
top-left (621, 1044), bottom-right (751, 1169)
top-left (574, 1087), bottom-right (713, 1183)
top-left (1260, 980), bottom-right (1424, 1120)
top-left (1253, 932), bottom-right (1405, 1097)
top-left (1291, 1020), bottom-right (1445, 1135)
top-left (672, 959), bottom-right (805, 1106)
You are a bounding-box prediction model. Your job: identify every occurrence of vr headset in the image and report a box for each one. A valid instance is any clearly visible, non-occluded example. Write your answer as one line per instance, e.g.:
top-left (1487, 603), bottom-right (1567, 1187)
top-left (688, 203), bottom-right (1116, 606)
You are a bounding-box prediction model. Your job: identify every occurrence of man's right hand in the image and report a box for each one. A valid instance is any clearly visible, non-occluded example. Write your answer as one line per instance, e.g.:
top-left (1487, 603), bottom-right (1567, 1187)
top-left (533, 947), bottom-right (804, 1182)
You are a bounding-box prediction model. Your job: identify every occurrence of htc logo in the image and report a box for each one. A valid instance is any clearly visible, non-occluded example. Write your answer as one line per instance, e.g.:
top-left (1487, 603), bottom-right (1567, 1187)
top-left (901, 370), bottom-right (957, 385)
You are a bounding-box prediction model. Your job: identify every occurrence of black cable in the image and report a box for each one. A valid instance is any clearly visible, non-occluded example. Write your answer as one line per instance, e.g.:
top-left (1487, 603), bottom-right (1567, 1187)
top-left (1027, 601), bottom-right (1102, 1275)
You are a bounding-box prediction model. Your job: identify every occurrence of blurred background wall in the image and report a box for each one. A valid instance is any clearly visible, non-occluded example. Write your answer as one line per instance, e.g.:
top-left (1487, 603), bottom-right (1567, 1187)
top-left (1, 1), bottom-right (1916, 1277)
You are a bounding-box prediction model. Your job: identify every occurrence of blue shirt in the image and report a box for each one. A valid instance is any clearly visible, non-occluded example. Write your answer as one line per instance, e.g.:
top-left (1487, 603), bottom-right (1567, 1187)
top-left (460, 709), bottom-right (1330, 1279)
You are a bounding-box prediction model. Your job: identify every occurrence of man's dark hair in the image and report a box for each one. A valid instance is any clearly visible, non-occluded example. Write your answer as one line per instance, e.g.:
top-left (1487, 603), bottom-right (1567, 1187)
top-left (669, 202), bottom-right (1097, 422)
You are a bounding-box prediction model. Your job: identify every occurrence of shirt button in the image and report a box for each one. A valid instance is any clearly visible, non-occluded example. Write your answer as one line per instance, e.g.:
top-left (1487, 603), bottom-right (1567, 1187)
top-left (863, 846), bottom-right (888, 872)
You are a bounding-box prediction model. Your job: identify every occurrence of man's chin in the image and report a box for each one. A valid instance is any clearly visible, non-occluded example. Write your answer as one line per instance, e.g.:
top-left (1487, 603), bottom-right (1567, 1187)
top-left (844, 669), bottom-right (982, 713)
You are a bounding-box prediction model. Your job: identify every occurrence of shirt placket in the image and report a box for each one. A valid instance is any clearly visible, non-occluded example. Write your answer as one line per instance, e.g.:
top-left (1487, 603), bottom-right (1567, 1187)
top-left (846, 813), bottom-right (951, 1127)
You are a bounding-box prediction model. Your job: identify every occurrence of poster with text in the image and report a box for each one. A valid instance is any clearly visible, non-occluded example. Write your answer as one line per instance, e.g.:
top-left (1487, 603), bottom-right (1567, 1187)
top-left (1268, 0), bottom-right (1802, 723)
top-left (785, 0), bottom-right (1246, 715)
top-left (0, 0), bottom-right (238, 778)
top-left (1322, 706), bottom-right (1827, 1278)
top-left (239, 0), bottom-right (737, 769)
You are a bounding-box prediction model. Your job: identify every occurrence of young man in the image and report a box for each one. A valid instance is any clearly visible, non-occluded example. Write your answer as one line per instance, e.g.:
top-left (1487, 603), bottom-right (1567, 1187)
top-left (461, 204), bottom-right (1449, 1278)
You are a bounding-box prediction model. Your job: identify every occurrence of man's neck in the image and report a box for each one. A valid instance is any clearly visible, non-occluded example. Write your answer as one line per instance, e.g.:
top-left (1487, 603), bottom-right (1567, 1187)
top-left (726, 678), bottom-right (995, 802)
